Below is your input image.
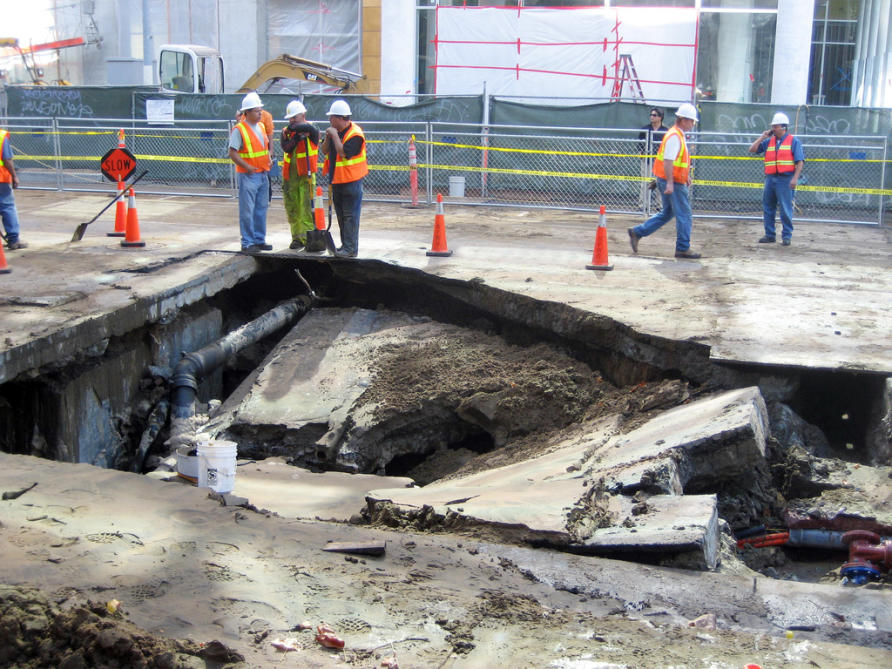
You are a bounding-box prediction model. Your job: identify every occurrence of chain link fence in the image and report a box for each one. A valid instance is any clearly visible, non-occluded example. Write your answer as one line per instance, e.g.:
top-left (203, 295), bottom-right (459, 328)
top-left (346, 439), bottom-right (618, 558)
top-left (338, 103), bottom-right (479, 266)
top-left (5, 117), bottom-right (888, 225)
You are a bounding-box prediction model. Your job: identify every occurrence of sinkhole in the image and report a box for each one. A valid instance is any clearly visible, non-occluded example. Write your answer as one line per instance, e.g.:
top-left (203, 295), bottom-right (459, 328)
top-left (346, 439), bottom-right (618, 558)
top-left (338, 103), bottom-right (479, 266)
top-left (0, 257), bottom-right (889, 576)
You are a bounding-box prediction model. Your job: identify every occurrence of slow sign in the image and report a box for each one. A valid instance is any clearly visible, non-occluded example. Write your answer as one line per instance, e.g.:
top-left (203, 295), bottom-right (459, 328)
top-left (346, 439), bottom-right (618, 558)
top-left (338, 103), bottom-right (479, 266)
top-left (100, 147), bottom-right (137, 182)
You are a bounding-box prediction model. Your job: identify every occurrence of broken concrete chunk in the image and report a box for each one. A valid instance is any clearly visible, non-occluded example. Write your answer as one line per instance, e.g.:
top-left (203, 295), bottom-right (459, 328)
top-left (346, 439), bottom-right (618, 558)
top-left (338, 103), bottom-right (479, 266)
top-left (587, 387), bottom-right (769, 494)
top-left (577, 494), bottom-right (720, 570)
top-left (322, 540), bottom-right (386, 556)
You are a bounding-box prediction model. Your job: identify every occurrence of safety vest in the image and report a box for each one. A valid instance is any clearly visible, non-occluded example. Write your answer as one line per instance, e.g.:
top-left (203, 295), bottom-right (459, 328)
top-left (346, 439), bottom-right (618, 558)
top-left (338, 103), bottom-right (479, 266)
top-left (0, 130), bottom-right (11, 183)
top-left (283, 136), bottom-right (318, 180)
top-left (652, 126), bottom-right (690, 183)
top-left (234, 122), bottom-right (270, 174)
top-left (764, 134), bottom-right (796, 175)
top-left (323, 122), bottom-right (368, 184)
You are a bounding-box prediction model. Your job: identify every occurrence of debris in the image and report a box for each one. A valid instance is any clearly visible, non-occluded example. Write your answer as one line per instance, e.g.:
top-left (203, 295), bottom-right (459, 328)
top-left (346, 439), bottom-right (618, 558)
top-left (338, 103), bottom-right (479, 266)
top-left (271, 637), bottom-right (300, 652)
top-left (315, 624), bottom-right (345, 649)
top-left (2, 481), bottom-right (38, 500)
top-left (291, 621), bottom-right (313, 631)
top-left (322, 540), bottom-right (386, 556)
top-left (106, 599), bottom-right (121, 614)
top-left (688, 613), bottom-right (716, 629)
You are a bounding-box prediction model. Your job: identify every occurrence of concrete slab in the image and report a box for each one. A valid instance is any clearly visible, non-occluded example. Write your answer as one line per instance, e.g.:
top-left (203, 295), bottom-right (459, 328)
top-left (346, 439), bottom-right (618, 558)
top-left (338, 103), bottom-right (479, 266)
top-left (231, 456), bottom-right (413, 522)
top-left (578, 494), bottom-right (720, 570)
top-left (589, 387), bottom-right (769, 493)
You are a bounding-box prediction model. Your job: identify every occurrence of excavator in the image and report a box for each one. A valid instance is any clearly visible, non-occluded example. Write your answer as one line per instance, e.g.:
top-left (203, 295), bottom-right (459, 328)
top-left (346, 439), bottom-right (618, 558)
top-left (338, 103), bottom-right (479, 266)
top-left (0, 36), bottom-right (85, 85)
top-left (158, 44), bottom-right (368, 95)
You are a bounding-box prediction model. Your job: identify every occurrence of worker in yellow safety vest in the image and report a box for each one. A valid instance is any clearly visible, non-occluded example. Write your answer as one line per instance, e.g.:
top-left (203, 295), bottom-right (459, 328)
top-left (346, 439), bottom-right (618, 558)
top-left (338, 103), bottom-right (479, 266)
top-left (627, 103), bottom-right (701, 260)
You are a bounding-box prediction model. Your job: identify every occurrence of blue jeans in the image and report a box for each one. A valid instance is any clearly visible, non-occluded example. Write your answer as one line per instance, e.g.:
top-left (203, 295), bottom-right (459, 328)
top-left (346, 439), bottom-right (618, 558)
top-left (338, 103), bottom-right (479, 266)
top-left (0, 184), bottom-right (21, 243)
top-left (762, 174), bottom-right (794, 241)
top-left (237, 171), bottom-right (270, 249)
top-left (632, 177), bottom-right (692, 252)
top-left (332, 178), bottom-right (363, 255)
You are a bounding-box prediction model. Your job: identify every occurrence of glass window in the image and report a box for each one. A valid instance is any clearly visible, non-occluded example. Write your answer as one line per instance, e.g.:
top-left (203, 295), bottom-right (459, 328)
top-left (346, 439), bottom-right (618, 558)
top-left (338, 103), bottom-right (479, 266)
top-left (700, 0), bottom-right (776, 8)
top-left (808, 0), bottom-right (859, 105)
top-left (696, 11), bottom-right (776, 103)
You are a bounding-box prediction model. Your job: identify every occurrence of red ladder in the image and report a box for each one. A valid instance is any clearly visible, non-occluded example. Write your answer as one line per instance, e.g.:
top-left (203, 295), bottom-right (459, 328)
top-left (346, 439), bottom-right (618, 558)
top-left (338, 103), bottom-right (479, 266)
top-left (611, 54), bottom-right (645, 102)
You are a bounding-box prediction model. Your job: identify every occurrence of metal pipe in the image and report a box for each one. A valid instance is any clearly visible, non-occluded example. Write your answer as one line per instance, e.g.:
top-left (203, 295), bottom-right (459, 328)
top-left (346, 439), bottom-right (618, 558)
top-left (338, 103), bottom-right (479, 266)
top-left (170, 296), bottom-right (312, 419)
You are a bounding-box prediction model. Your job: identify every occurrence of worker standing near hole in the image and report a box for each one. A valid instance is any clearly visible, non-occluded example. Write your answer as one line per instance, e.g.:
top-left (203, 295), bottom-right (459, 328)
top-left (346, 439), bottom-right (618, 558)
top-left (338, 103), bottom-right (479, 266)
top-left (229, 92), bottom-right (272, 253)
top-left (0, 126), bottom-right (27, 250)
top-left (321, 99), bottom-right (368, 258)
top-left (280, 100), bottom-right (319, 251)
top-left (749, 112), bottom-right (804, 247)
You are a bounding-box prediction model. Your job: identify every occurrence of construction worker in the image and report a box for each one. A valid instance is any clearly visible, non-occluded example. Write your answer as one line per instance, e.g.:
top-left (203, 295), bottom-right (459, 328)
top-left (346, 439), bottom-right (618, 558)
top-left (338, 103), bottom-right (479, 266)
top-left (0, 126), bottom-right (27, 250)
top-left (228, 92), bottom-right (272, 252)
top-left (280, 100), bottom-right (320, 250)
top-left (749, 112), bottom-right (804, 246)
top-left (321, 99), bottom-right (368, 258)
top-left (628, 103), bottom-right (701, 259)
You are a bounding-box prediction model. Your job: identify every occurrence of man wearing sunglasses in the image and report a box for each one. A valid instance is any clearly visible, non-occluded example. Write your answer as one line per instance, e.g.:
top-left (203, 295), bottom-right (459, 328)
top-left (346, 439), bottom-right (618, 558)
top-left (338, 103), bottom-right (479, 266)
top-left (638, 108), bottom-right (667, 210)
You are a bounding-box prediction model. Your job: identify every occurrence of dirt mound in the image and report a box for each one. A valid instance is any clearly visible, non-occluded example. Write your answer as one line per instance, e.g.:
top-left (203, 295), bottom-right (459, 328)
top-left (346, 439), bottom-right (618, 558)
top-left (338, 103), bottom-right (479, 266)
top-left (0, 585), bottom-right (242, 668)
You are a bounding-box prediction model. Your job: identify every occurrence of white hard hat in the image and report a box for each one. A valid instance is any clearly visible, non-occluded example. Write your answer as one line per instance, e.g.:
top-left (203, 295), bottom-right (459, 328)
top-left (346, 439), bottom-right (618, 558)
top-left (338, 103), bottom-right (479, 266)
top-left (326, 99), bottom-right (352, 117)
top-left (675, 102), bottom-right (698, 122)
top-left (239, 91), bottom-right (263, 112)
top-left (284, 100), bottom-right (307, 119)
top-left (771, 112), bottom-right (790, 126)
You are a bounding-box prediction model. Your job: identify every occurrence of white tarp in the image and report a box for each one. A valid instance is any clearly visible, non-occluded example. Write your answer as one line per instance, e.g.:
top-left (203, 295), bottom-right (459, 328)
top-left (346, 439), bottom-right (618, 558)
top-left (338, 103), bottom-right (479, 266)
top-left (434, 6), bottom-right (697, 102)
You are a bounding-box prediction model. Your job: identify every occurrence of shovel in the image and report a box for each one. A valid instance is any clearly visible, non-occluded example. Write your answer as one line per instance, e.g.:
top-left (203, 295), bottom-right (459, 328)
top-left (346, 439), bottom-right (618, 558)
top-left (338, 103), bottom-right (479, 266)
top-left (323, 183), bottom-right (337, 256)
top-left (71, 170), bottom-right (148, 242)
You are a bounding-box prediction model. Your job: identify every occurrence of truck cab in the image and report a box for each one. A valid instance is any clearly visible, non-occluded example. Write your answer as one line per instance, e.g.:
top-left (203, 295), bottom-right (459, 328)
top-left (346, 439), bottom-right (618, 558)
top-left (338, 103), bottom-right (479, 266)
top-left (158, 44), bottom-right (224, 94)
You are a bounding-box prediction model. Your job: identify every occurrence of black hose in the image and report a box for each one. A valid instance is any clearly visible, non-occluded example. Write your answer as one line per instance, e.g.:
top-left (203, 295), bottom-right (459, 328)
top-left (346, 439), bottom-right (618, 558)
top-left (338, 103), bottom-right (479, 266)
top-left (170, 296), bottom-right (312, 418)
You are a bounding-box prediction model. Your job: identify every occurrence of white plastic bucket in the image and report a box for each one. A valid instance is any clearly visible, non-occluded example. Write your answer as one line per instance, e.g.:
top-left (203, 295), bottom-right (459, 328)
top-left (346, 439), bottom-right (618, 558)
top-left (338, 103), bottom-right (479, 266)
top-left (197, 440), bottom-right (238, 493)
top-left (448, 175), bottom-right (465, 198)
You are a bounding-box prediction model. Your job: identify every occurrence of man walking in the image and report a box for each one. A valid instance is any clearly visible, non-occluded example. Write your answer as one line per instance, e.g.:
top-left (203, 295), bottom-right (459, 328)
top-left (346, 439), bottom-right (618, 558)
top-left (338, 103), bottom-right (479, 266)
top-left (228, 92), bottom-right (272, 252)
top-left (280, 100), bottom-right (319, 250)
top-left (749, 112), bottom-right (804, 246)
top-left (628, 103), bottom-right (701, 259)
top-left (0, 126), bottom-right (27, 250)
top-left (321, 100), bottom-right (367, 258)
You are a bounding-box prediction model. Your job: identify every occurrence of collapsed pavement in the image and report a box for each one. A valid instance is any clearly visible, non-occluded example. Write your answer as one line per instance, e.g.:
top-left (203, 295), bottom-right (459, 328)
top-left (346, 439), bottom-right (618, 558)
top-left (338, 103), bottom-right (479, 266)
top-left (172, 305), bottom-right (892, 579)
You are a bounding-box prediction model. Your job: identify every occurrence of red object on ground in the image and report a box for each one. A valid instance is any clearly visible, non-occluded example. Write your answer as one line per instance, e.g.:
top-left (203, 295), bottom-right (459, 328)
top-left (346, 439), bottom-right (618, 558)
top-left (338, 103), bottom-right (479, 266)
top-left (736, 532), bottom-right (790, 549)
top-left (426, 193), bottom-right (452, 257)
top-left (315, 625), bottom-right (345, 649)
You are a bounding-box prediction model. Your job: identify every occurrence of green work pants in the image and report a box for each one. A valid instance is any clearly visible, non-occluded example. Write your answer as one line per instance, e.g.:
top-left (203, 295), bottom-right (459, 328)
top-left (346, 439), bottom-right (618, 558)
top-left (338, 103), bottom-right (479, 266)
top-left (282, 174), bottom-right (314, 243)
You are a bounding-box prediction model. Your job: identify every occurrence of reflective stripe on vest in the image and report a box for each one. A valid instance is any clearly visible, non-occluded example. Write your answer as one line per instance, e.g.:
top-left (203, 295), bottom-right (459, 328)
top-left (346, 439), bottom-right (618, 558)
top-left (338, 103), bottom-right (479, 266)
top-left (652, 126), bottom-right (690, 183)
top-left (235, 122), bottom-right (270, 173)
top-left (323, 122), bottom-right (368, 184)
top-left (283, 137), bottom-right (319, 180)
top-left (764, 134), bottom-right (795, 175)
top-left (0, 130), bottom-right (11, 183)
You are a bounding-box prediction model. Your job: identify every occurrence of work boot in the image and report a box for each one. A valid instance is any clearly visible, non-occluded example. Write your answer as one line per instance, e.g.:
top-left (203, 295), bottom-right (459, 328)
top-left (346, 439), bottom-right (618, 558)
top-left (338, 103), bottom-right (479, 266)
top-left (6, 240), bottom-right (28, 250)
top-left (782, 239), bottom-right (791, 246)
top-left (627, 228), bottom-right (640, 254)
top-left (289, 239), bottom-right (305, 250)
top-left (758, 236), bottom-right (776, 243)
top-left (674, 248), bottom-right (701, 259)
top-left (257, 243), bottom-right (273, 251)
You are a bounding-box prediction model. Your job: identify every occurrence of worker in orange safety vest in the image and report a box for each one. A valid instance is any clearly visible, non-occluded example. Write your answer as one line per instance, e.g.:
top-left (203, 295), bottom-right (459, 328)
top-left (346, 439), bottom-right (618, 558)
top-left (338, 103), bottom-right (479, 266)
top-left (749, 111), bottom-right (805, 246)
top-left (320, 99), bottom-right (368, 258)
top-left (228, 92), bottom-right (272, 253)
top-left (627, 103), bottom-right (701, 260)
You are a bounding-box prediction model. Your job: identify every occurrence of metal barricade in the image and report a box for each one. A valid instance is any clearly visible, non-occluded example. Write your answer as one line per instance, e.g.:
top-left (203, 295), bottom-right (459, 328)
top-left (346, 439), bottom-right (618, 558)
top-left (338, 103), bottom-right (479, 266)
top-left (4, 116), bottom-right (888, 225)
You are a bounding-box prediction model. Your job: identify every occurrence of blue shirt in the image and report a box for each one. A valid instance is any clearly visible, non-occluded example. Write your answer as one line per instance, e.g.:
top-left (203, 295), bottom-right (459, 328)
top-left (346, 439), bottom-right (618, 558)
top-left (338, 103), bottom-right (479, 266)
top-left (756, 132), bottom-right (805, 163)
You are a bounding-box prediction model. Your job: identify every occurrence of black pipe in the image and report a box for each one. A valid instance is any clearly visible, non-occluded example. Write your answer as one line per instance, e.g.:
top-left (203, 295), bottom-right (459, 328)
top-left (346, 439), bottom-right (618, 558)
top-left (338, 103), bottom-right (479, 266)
top-left (171, 296), bottom-right (312, 419)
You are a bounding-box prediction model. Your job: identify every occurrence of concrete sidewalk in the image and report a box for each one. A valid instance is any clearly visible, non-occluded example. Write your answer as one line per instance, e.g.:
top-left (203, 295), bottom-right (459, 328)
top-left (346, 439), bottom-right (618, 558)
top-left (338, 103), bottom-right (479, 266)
top-left (2, 189), bottom-right (891, 381)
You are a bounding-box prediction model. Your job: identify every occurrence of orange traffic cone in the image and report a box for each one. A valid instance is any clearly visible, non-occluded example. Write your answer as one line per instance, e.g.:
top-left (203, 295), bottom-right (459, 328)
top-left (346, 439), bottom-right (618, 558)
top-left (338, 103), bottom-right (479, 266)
top-left (121, 188), bottom-right (146, 247)
top-left (0, 239), bottom-right (11, 274)
top-left (586, 205), bottom-right (613, 271)
top-left (314, 186), bottom-right (325, 230)
top-left (117, 128), bottom-right (126, 147)
top-left (107, 179), bottom-right (127, 237)
top-left (426, 193), bottom-right (452, 257)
